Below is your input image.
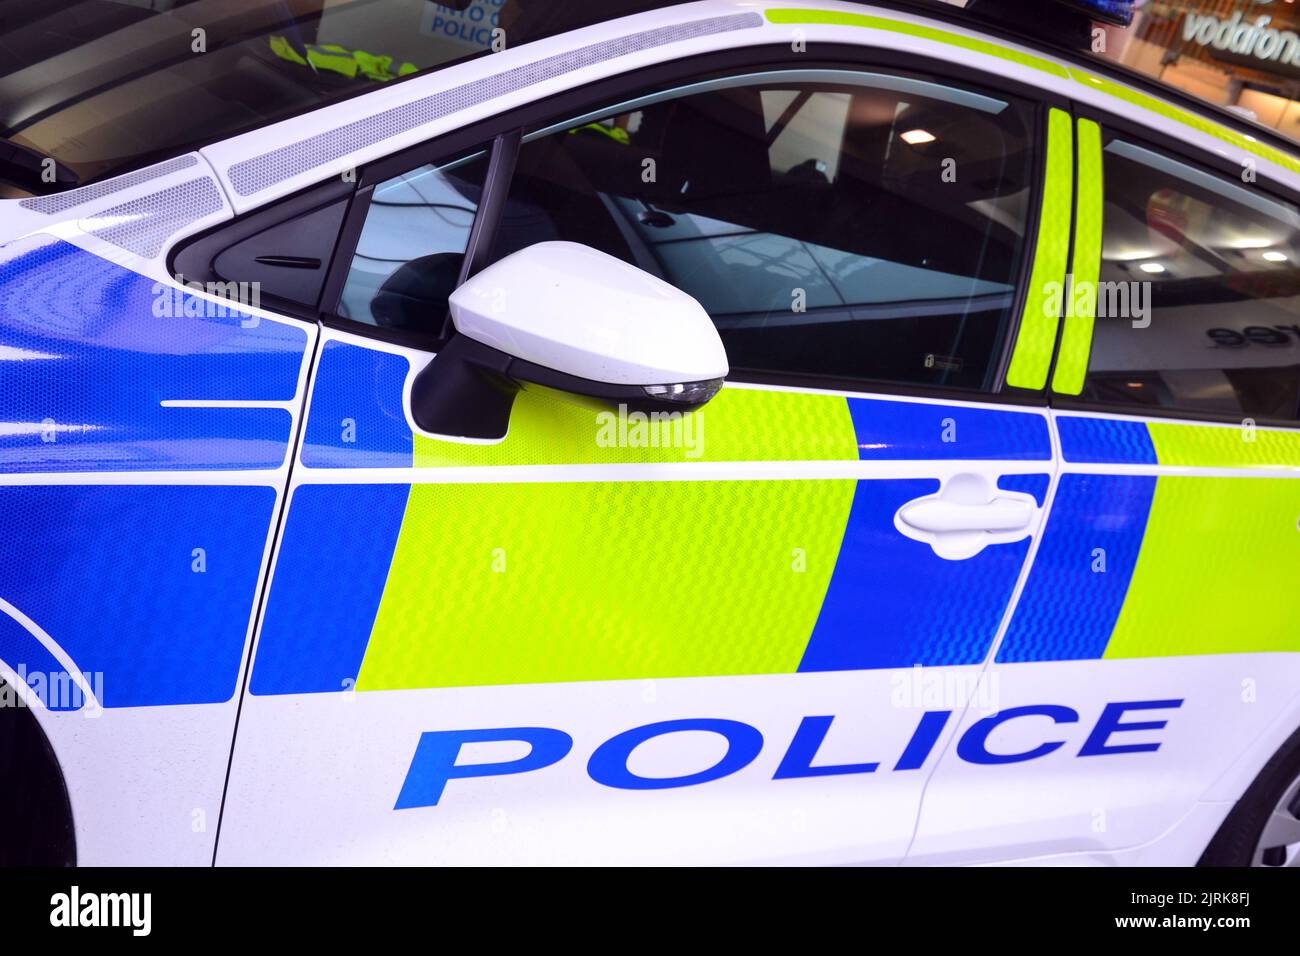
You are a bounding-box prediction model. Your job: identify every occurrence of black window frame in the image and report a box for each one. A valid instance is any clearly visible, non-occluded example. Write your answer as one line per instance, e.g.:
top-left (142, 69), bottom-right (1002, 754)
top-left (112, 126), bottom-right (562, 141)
top-left (1052, 104), bottom-right (1300, 429)
top-left (180, 42), bottom-right (1065, 407)
top-left (168, 176), bottom-right (357, 322)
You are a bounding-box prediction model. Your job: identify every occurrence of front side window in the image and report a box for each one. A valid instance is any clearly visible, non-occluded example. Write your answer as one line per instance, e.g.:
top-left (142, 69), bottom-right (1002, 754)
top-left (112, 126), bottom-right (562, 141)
top-left (485, 71), bottom-right (1036, 391)
top-left (1084, 140), bottom-right (1300, 421)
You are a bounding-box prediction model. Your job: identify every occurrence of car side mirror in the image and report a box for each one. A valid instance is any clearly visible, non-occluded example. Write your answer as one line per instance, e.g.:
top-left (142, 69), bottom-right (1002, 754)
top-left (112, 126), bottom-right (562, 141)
top-left (409, 241), bottom-right (728, 441)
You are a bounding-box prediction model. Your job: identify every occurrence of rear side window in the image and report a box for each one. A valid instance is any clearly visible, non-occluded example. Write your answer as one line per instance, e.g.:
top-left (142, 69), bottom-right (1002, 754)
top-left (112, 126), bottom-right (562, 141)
top-left (486, 72), bottom-right (1036, 392)
top-left (1083, 140), bottom-right (1300, 421)
top-left (337, 152), bottom-right (489, 330)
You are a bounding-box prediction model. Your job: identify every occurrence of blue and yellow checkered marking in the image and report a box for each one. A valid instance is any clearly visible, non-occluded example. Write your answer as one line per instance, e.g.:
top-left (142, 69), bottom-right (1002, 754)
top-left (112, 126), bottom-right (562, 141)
top-left (255, 343), bottom-right (1050, 693)
top-left (1006, 415), bottom-right (1300, 663)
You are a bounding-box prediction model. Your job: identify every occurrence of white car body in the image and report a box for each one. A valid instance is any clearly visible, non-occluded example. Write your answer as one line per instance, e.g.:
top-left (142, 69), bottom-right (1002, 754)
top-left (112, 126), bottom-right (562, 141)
top-left (1, 0), bottom-right (1298, 866)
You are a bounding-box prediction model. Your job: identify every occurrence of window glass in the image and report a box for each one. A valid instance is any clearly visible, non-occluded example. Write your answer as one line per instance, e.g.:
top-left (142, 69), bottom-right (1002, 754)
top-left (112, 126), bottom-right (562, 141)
top-left (338, 152), bottom-right (488, 331)
top-left (488, 73), bottom-right (1035, 391)
top-left (1084, 140), bottom-right (1300, 421)
top-left (0, 0), bottom-right (680, 192)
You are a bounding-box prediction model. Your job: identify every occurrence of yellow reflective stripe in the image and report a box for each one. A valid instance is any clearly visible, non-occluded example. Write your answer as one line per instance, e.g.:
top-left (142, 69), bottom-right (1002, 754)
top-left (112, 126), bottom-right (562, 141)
top-left (1052, 117), bottom-right (1103, 396)
top-left (763, 8), bottom-right (1070, 78)
top-left (357, 478), bottom-right (856, 690)
top-left (412, 385), bottom-right (860, 467)
top-left (1148, 420), bottom-right (1300, 468)
top-left (1105, 476), bottom-right (1300, 658)
top-left (1006, 108), bottom-right (1073, 390)
top-left (1068, 69), bottom-right (1300, 178)
top-left (764, 10), bottom-right (1300, 177)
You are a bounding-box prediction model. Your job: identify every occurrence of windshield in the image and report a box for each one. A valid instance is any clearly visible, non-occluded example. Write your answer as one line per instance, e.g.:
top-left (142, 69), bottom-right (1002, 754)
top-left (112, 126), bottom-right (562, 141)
top-left (0, 0), bottom-right (681, 195)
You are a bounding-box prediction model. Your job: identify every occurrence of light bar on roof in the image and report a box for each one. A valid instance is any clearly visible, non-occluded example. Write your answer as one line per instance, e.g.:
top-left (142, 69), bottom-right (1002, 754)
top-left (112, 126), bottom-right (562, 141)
top-left (926, 0), bottom-right (1135, 27)
top-left (1050, 0), bottom-right (1135, 26)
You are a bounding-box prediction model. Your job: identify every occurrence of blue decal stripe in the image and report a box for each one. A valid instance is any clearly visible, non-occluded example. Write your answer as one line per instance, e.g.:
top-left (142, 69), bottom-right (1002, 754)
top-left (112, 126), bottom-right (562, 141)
top-left (1057, 416), bottom-right (1157, 465)
top-left (0, 237), bottom-right (306, 472)
top-left (848, 399), bottom-right (1051, 461)
top-left (301, 342), bottom-right (413, 468)
top-left (998, 473), bottom-right (1050, 506)
top-left (997, 473), bottom-right (1156, 662)
top-left (252, 483), bottom-right (411, 695)
top-left (800, 478), bottom-right (1030, 671)
top-left (0, 485), bottom-right (275, 706)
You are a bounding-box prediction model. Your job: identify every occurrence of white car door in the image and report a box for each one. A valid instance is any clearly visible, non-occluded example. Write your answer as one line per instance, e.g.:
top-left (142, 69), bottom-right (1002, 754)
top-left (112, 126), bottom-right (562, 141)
top-left (210, 47), bottom-right (1066, 864)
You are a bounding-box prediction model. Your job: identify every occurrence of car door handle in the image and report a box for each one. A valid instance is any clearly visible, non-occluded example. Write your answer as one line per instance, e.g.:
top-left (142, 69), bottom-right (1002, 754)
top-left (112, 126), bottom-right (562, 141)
top-left (897, 497), bottom-right (1034, 534)
top-left (894, 473), bottom-right (1040, 560)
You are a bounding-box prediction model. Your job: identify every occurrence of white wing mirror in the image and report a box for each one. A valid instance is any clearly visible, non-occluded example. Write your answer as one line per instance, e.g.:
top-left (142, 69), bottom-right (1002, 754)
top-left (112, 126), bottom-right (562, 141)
top-left (410, 241), bottom-right (728, 441)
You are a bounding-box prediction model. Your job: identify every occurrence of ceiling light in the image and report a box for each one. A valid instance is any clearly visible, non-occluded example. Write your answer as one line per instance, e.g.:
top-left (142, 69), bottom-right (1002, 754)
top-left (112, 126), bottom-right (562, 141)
top-left (901, 129), bottom-right (936, 145)
top-left (1263, 251), bottom-right (1289, 262)
top-left (1138, 262), bottom-right (1165, 274)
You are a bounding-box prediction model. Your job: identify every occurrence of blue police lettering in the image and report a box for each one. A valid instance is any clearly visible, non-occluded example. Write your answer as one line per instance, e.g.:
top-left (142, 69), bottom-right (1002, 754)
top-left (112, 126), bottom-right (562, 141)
top-left (894, 710), bottom-right (952, 771)
top-left (774, 716), bottom-right (880, 779)
top-left (1079, 699), bottom-right (1183, 757)
top-left (395, 726), bottom-right (571, 809)
top-left (956, 704), bottom-right (1079, 765)
top-left (396, 699), bottom-right (1180, 806)
top-left (588, 718), bottom-right (763, 790)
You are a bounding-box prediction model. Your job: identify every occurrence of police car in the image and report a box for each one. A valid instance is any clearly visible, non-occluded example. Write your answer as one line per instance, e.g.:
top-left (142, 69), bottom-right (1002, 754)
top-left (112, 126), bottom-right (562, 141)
top-left (1, 0), bottom-right (1298, 867)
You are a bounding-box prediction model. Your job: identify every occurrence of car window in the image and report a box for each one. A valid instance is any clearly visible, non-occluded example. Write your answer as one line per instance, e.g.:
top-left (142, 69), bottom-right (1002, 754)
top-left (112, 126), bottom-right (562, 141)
top-left (484, 72), bottom-right (1036, 391)
top-left (337, 151), bottom-right (489, 331)
top-left (0, 0), bottom-right (685, 193)
top-left (1083, 140), bottom-right (1300, 421)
